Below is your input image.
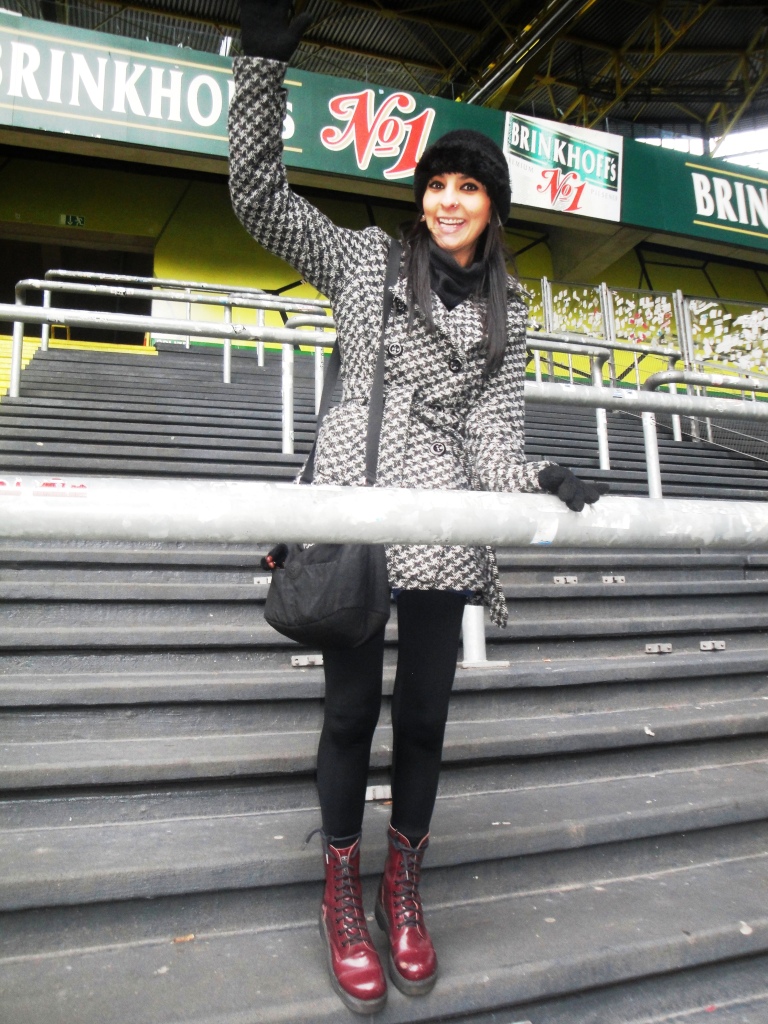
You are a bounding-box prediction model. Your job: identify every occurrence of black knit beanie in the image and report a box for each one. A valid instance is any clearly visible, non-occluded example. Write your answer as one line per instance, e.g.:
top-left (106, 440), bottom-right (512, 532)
top-left (413, 129), bottom-right (512, 219)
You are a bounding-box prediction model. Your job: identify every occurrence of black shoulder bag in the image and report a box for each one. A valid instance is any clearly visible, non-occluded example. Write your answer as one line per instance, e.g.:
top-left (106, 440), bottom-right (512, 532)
top-left (263, 240), bottom-right (402, 648)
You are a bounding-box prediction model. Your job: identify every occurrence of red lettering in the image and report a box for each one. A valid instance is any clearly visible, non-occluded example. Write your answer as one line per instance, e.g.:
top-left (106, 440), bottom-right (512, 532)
top-left (322, 90), bottom-right (435, 177)
top-left (537, 168), bottom-right (586, 212)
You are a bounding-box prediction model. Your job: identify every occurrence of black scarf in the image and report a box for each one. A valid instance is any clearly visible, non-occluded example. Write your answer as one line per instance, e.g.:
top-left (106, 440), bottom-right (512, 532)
top-left (429, 240), bottom-right (487, 310)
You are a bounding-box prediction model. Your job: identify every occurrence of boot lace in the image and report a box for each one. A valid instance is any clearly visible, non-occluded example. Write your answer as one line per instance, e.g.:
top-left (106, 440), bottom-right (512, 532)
top-left (333, 855), bottom-right (369, 947)
top-left (392, 844), bottom-right (424, 929)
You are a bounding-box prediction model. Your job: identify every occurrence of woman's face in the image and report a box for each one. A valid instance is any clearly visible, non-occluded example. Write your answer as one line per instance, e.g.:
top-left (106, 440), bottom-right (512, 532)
top-left (422, 173), bottom-right (493, 268)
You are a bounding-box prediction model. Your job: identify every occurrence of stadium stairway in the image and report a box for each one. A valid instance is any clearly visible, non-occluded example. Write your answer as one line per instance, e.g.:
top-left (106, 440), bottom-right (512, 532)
top-left (1, 343), bottom-right (768, 1023)
top-left (4, 341), bottom-right (768, 496)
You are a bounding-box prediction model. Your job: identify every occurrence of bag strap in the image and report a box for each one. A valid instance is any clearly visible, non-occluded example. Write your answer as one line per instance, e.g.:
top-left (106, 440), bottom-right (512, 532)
top-left (300, 239), bottom-right (402, 486)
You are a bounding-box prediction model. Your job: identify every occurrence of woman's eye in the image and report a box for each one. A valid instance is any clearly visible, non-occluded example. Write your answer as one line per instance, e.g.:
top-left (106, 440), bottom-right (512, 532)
top-left (428, 180), bottom-right (444, 189)
top-left (461, 182), bottom-right (479, 191)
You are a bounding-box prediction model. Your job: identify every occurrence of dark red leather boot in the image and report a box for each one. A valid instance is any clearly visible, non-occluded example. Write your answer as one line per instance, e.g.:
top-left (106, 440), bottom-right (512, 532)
top-left (318, 834), bottom-right (387, 1015)
top-left (374, 824), bottom-right (438, 995)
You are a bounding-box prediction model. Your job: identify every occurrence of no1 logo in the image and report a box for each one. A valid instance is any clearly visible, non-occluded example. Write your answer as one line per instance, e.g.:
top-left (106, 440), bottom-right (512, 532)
top-left (321, 89), bottom-right (435, 180)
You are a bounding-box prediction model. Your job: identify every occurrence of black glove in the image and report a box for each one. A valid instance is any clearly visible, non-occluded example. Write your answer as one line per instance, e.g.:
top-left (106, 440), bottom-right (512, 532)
top-left (240, 0), bottom-right (313, 60)
top-left (260, 543), bottom-right (289, 571)
top-left (538, 465), bottom-right (610, 512)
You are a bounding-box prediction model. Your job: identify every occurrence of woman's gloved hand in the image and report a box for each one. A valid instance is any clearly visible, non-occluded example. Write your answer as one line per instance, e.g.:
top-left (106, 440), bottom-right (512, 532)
top-left (240, 0), bottom-right (313, 60)
top-left (538, 465), bottom-right (610, 512)
top-left (260, 543), bottom-right (289, 571)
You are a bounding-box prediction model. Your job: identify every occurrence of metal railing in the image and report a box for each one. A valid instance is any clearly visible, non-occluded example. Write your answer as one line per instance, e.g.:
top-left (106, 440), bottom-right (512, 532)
top-left (11, 267), bottom-right (768, 481)
top-left (5, 473), bottom-right (768, 664)
top-left (4, 476), bottom-right (768, 549)
top-left (13, 276), bottom-right (332, 379)
top-left (8, 299), bottom-right (768, 491)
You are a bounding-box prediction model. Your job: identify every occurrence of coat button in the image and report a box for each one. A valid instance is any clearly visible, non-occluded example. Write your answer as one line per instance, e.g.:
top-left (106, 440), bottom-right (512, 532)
top-left (388, 342), bottom-right (403, 356)
top-left (431, 441), bottom-right (446, 455)
top-left (448, 358), bottom-right (462, 372)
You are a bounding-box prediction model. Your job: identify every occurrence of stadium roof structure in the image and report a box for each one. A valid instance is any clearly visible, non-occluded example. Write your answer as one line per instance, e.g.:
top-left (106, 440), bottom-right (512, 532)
top-left (3, 0), bottom-right (768, 152)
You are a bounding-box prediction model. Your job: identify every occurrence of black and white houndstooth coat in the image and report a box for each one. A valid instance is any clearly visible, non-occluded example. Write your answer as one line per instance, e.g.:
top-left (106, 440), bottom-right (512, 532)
top-left (228, 57), bottom-right (551, 627)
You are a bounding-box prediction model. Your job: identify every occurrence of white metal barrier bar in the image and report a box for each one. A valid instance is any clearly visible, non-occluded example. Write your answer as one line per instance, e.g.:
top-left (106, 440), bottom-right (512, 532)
top-left (20, 278), bottom-right (325, 315)
top-left (2, 303), bottom-right (335, 398)
top-left (524, 380), bottom-right (768, 421)
top-left (44, 268), bottom-right (329, 307)
top-left (2, 478), bottom-right (768, 549)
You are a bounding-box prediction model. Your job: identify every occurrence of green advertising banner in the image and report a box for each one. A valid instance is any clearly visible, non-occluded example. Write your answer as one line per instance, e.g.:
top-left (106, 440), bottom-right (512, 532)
top-left (0, 11), bottom-right (501, 181)
top-left (3, 11), bottom-right (768, 256)
top-left (622, 138), bottom-right (768, 254)
top-left (0, 14), bottom-right (234, 156)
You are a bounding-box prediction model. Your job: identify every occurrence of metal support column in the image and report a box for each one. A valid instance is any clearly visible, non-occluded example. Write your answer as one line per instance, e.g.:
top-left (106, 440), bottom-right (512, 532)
top-left (257, 309), bottom-right (265, 366)
top-left (591, 356), bottom-right (611, 471)
top-left (315, 346), bottom-right (325, 414)
top-left (642, 411), bottom-right (663, 499)
top-left (40, 290), bottom-right (52, 352)
top-left (9, 293), bottom-right (25, 399)
top-left (459, 604), bottom-right (510, 670)
top-left (282, 342), bottom-right (295, 454)
top-left (223, 306), bottom-right (232, 384)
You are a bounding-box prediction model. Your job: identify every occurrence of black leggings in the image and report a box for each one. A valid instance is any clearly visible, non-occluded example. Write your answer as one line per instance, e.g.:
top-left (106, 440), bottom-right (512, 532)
top-left (317, 590), bottom-right (466, 843)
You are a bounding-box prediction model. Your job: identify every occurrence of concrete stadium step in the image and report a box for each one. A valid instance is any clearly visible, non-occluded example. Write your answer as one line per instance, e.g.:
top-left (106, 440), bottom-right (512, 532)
top-left (503, 949), bottom-right (768, 1024)
top-left (0, 737), bottom-right (765, 910)
top-left (6, 553), bottom-right (768, 599)
top-left (0, 454), bottom-right (304, 477)
top-left (0, 622), bottom-right (763, 699)
top-left (0, 417), bottom-right (315, 444)
top-left (8, 341), bottom-right (768, 497)
top-left (0, 438), bottom-right (312, 461)
top-left (1, 821), bottom-right (766, 1024)
top-left (0, 397), bottom-right (316, 428)
top-left (2, 674), bottom-right (767, 789)
top-left (3, 587), bottom-right (768, 648)
top-left (1, 630), bottom-right (767, 705)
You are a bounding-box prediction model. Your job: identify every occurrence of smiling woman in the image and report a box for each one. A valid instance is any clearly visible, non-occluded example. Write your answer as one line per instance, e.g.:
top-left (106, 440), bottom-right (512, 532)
top-left (228, 1), bottom-right (608, 1014)
top-left (421, 173), bottom-right (492, 267)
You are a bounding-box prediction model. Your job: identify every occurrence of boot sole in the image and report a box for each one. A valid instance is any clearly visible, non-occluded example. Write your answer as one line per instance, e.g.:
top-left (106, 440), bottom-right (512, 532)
top-left (374, 899), bottom-right (438, 997)
top-left (318, 915), bottom-right (388, 1016)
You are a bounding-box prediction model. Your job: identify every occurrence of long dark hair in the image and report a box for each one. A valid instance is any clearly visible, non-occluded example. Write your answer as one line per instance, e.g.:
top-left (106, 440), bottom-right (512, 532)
top-left (402, 217), bottom-right (517, 375)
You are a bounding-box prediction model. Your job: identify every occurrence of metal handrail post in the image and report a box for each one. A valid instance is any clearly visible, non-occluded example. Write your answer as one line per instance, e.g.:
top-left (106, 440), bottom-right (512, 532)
top-left (599, 282), bottom-right (617, 384)
top-left (533, 350), bottom-right (542, 382)
top-left (223, 306), bottom-right (232, 384)
top-left (460, 604), bottom-right (510, 670)
top-left (591, 355), bottom-right (611, 470)
top-left (40, 290), bottom-right (52, 352)
top-left (315, 346), bottom-right (324, 414)
top-left (681, 293), bottom-right (700, 440)
top-left (666, 354), bottom-right (683, 441)
top-left (282, 341), bottom-right (295, 454)
top-left (185, 289), bottom-right (192, 349)
top-left (9, 288), bottom-right (27, 398)
top-left (257, 309), bottom-right (265, 366)
top-left (642, 411), bottom-right (663, 498)
top-left (541, 277), bottom-right (556, 379)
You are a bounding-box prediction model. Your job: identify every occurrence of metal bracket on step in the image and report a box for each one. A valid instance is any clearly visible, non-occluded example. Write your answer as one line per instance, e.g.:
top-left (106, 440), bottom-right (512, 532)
top-left (291, 654), bottom-right (324, 667)
top-left (700, 640), bottom-right (726, 651)
top-left (602, 575), bottom-right (626, 584)
top-left (365, 785), bottom-right (392, 802)
top-left (553, 575), bottom-right (578, 585)
top-left (646, 642), bottom-right (672, 654)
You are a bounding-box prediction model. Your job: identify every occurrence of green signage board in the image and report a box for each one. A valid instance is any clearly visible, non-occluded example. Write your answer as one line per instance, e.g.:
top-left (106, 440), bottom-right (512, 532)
top-left (0, 11), bottom-right (500, 179)
top-left (3, 11), bottom-right (768, 256)
top-left (622, 138), bottom-right (768, 253)
top-left (0, 14), bottom-right (234, 156)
